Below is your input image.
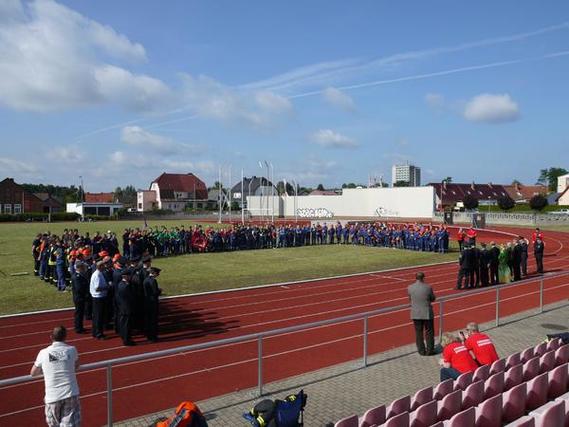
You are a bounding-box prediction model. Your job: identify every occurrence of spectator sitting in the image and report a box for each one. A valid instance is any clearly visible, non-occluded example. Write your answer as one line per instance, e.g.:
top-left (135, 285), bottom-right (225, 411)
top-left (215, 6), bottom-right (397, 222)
top-left (463, 322), bottom-right (499, 366)
top-left (439, 332), bottom-right (478, 381)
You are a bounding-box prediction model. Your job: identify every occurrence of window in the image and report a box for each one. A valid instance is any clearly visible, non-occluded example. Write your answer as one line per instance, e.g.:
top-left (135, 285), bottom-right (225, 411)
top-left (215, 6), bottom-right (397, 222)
top-left (13, 204), bottom-right (21, 214)
top-left (138, 203), bottom-right (143, 209)
top-left (4, 204), bottom-right (12, 214)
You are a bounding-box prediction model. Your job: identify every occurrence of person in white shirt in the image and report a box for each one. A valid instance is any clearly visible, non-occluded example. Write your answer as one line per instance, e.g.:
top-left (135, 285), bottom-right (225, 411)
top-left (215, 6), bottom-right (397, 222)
top-left (31, 326), bottom-right (81, 427)
top-left (90, 260), bottom-right (109, 339)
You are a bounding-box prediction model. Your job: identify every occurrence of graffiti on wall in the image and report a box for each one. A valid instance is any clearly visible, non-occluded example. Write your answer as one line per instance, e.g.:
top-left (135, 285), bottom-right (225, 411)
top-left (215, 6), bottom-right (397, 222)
top-left (297, 208), bottom-right (334, 219)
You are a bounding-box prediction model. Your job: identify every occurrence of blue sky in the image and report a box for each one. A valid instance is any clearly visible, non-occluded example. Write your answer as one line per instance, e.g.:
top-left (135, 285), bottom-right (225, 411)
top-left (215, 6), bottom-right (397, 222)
top-left (1, 0), bottom-right (568, 191)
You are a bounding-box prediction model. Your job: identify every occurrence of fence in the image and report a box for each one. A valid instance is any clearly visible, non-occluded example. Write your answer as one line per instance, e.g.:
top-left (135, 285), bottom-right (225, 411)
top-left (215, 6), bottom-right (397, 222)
top-left (1, 270), bottom-right (568, 425)
top-left (434, 211), bottom-right (569, 226)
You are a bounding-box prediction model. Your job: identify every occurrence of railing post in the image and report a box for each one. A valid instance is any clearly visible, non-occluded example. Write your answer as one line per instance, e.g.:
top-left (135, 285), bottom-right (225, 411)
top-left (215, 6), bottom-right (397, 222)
top-left (438, 300), bottom-right (444, 343)
top-left (363, 316), bottom-right (368, 368)
top-left (257, 336), bottom-right (263, 396)
top-left (106, 364), bottom-right (113, 427)
top-left (539, 277), bottom-right (544, 313)
top-left (495, 287), bottom-right (500, 327)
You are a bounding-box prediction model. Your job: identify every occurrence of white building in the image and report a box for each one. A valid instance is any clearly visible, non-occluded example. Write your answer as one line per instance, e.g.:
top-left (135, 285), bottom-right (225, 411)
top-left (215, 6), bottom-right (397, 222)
top-left (557, 173), bottom-right (569, 194)
top-left (137, 172), bottom-right (209, 212)
top-left (391, 163), bottom-right (421, 186)
top-left (137, 190), bottom-right (157, 212)
top-left (67, 202), bottom-right (123, 217)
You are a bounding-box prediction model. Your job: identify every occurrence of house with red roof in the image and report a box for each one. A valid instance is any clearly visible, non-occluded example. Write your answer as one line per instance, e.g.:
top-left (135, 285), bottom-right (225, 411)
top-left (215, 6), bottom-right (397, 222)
top-left (140, 172), bottom-right (209, 212)
top-left (503, 183), bottom-right (547, 203)
top-left (428, 182), bottom-right (510, 210)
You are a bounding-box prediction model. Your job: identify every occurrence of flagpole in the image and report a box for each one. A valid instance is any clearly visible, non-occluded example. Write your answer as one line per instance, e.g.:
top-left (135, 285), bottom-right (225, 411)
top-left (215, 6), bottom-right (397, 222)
top-left (241, 168), bottom-right (244, 224)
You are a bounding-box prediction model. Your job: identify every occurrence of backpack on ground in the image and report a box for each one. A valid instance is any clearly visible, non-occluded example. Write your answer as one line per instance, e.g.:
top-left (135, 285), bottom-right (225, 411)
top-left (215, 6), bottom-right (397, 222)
top-left (243, 390), bottom-right (307, 427)
top-left (153, 401), bottom-right (208, 427)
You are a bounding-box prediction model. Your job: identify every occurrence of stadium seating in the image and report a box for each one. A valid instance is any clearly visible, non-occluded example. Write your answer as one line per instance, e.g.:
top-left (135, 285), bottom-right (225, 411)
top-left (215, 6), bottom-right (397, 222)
top-left (333, 339), bottom-right (569, 427)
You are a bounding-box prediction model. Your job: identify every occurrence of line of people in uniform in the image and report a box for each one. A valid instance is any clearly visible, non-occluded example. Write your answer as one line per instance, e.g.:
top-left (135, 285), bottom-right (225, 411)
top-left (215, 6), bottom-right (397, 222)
top-left (32, 231), bottom-right (162, 345)
top-left (456, 227), bottom-right (546, 290)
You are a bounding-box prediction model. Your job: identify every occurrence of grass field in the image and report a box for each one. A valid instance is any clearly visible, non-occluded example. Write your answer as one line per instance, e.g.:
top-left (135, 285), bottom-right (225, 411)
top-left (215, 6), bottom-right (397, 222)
top-left (0, 220), bottom-right (458, 315)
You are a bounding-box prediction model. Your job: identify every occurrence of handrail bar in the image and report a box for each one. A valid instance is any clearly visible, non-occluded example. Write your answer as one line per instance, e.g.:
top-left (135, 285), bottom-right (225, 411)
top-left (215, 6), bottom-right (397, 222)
top-left (1, 270), bottom-right (568, 389)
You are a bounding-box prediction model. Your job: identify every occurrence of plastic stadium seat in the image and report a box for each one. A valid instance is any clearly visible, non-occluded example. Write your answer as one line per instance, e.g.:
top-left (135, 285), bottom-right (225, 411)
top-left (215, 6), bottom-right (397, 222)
top-left (409, 400), bottom-right (437, 427)
top-left (360, 405), bottom-right (386, 427)
top-left (474, 393), bottom-right (502, 427)
top-left (534, 342), bottom-right (547, 358)
top-left (382, 411), bottom-right (409, 427)
top-left (442, 406), bottom-right (475, 427)
top-left (483, 371), bottom-right (504, 400)
top-left (473, 364), bottom-right (490, 383)
top-left (506, 352), bottom-right (521, 370)
top-left (454, 372), bottom-right (473, 391)
top-left (502, 382), bottom-right (527, 424)
top-left (437, 389), bottom-right (462, 421)
top-left (523, 357), bottom-right (541, 382)
top-left (546, 338), bottom-right (561, 352)
top-left (505, 364), bottom-right (523, 391)
top-left (335, 414), bottom-right (358, 427)
top-left (548, 363), bottom-right (568, 399)
top-left (526, 372), bottom-right (549, 411)
top-left (503, 415), bottom-right (535, 427)
top-left (410, 386), bottom-right (432, 411)
top-left (489, 358), bottom-right (506, 376)
top-left (521, 347), bottom-right (535, 364)
top-left (539, 350), bottom-right (556, 374)
top-left (434, 379), bottom-right (453, 400)
top-left (530, 399), bottom-right (565, 427)
top-left (555, 344), bottom-right (569, 366)
top-left (386, 395), bottom-right (410, 419)
top-left (462, 380), bottom-right (484, 409)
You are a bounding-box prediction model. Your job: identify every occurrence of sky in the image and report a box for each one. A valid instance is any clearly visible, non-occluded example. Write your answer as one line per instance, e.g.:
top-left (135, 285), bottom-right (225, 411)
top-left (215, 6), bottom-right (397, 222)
top-left (1, 0), bottom-right (568, 192)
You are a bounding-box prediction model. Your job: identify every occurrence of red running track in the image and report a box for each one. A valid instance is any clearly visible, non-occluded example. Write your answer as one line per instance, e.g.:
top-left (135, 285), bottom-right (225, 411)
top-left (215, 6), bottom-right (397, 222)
top-left (1, 226), bottom-right (568, 426)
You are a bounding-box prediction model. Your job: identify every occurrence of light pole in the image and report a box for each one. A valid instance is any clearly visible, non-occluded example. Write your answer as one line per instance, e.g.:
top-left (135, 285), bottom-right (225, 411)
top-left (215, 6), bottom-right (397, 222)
top-left (269, 162), bottom-right (274, 222)
top-left (291, 179), bottom-right (298, 223)
top-left (258, 162), bottom-right (264, 221)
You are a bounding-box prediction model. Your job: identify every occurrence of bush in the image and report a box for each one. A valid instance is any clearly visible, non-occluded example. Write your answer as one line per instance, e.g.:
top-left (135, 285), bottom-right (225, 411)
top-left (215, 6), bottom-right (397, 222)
top-left (150, 208), bottom-right (175, 216)
top-left (529, 194), bottom-right (548, 211)
top-left (497, 196), bottom-right (516, 211)
top-left (463, 194), bottom-right (479, 210)
top-left (51, 212), bottom-right (81, 221)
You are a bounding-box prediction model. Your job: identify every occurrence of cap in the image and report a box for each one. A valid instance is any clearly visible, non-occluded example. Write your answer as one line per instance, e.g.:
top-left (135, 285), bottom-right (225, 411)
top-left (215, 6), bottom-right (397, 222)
top-left (112, 253), bottom-right (122, 262)
top-left (142, 255), bottom-right (152, 263)
top-left (130, 256), bottom-right (141, 263)
top-left (102, 256), bottom-right (112, 264)
top-left (115, 256), bottom-right (127, 266)
top-left (99, 250), bottom-right (109, 258)
top-left (149, 267), bottom-right (162, 274)
top-left (121, 267), bottom-right (134, 276)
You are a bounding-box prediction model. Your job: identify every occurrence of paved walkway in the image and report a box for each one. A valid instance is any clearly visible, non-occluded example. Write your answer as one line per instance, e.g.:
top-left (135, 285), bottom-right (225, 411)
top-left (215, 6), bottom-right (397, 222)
top-left (118, 301), bottom-right (569, 427)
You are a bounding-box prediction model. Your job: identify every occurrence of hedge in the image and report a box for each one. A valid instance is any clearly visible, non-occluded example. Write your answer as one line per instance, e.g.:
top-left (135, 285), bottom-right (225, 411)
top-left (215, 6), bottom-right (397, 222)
top-left (0, 212), bottom-right (80, 222)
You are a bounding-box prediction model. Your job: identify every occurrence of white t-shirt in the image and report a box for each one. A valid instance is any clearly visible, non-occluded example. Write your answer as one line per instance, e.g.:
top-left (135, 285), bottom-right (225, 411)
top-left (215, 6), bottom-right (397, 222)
top-left (34, 342), bottom-right (79, 404)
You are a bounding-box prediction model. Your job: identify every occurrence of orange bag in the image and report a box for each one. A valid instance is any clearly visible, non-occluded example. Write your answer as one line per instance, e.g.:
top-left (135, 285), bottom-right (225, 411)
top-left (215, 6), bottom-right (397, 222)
top-left (155, 401), bottom-right (207, 427)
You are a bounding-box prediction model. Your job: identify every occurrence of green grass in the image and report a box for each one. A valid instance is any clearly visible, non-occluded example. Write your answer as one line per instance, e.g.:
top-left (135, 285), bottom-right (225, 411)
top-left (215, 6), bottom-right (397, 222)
top-left (0, 220), bottom-right (457, 315)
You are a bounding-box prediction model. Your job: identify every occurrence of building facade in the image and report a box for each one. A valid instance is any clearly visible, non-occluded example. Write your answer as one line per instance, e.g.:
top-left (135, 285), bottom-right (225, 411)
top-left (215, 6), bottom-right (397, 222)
top-left (0, 178), bottom-right (43, 214)
top-left (230, 176), bottom-right (275, 208)
top-left (137, 172), bottom-right (208, 212)
top-left (67, 202), bottom-right (123, 217)
top-left (391, 163), bottom-right (421, 186)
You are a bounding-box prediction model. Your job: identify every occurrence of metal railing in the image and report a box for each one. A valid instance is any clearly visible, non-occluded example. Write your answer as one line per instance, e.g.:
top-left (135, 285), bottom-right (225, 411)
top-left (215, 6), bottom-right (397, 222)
top-left (1, 271), bottom-right (568, 426)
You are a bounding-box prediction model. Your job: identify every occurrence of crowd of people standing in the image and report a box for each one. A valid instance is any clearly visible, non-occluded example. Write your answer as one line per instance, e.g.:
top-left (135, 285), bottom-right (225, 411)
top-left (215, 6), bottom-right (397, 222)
top-left (455, 227), bottom-right (546, 290)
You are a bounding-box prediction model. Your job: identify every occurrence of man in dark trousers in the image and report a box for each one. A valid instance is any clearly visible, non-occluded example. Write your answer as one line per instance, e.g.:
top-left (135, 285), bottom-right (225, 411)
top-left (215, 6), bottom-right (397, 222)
top-left (472, 244), bottom-right (481, 287)
top-left (489, 242), bottom-right (500, 285)
top-left (143, 267), bottom-right (162, 342)
top-left (479, 243), bottom-right (490, 286)
top-left (408, 272), bottom-right (436, 356)
top-left (456, 245), bottom-right (474, 290)
top-left (520, 237), bottom-right (529, 277)
top-left (71, 262), bottom-right (89, 333)
top-left (512, 238), bottom-right (523, 281)
top-left (534, 237), bottom-right (545, 274)
top-left (116, 268), bottom-right (136, 346)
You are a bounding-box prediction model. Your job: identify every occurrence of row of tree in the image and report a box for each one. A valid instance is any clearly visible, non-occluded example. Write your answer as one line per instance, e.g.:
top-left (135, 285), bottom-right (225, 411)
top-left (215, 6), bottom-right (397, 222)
top-left (462, 194), bottom-right (549, 211)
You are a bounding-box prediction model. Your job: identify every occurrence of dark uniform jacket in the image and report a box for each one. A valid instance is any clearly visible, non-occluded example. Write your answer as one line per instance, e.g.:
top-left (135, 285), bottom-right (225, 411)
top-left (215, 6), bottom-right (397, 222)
top-left (117, 280), bottom-right (136, 315)
top-left (143, 276), bottom-right (161, 303)
top-left (72, 272), bottom-right (90, 301)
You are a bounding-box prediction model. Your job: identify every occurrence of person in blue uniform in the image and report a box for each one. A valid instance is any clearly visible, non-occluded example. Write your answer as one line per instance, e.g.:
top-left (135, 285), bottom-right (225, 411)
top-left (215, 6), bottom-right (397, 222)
top-left (143, 267), bottom-right (162, 342)
top-left (116, 268), bottom-right (136, 346)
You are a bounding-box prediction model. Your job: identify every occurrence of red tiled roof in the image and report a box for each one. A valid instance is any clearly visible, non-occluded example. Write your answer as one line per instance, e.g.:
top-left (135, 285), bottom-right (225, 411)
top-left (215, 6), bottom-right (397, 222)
top-left (503, 184), bottom-right (547, 201)
top-left (85, 192), bottom-right (115, 203)
top-left (428, 182), bottom-right (510, 205)
top-left (309, 190), bottom-right (337, 196)
top-left (152, 173), bottom-right (208, 199)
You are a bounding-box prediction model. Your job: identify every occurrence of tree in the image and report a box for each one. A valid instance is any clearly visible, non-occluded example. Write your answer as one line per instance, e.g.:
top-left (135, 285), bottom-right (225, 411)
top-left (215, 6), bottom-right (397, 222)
top-left (316, 183), bottom-right (325, 191)
top-left (443, 176), bottom-right (453, 184)
top-left (529, 194), bottom-right (548, 211)
top-left (210, 181), bottom-right (222, 190)
top-left (511, 179), bottom-right (522, 186)
top-left (462, 194), bottom-right (479, 210)
top-left (538, 167), bottom-right (568, 192)
top-left (393, 181), bottom-right (409, 187)
top-left (276, 180), bottom-right (295, 195)
top-left (341, 183), bottom-right (358, 189)
top-left (497, 195), bottom-right (516, 211)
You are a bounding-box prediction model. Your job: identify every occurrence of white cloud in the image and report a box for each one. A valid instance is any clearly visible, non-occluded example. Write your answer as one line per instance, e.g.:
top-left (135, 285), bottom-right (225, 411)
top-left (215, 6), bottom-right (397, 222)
top-left (0, 156), bottom-right (38, 174)
top-left (120, 126), bottom-right (203, 155)
top-left (48, 145), bottom-right (84, 163)
top-left (463, 93), bottom-right (520, 123)
top-left (322, 87), bottom-right (355, 111)
top-left (255, 91), bottom-right (293, 113)
top-left (0, 0), bottom-right (170, 112)
top-left (311, 129), bottom-right (358, 149)
top-left (425, 93), bottom-right (445, 109)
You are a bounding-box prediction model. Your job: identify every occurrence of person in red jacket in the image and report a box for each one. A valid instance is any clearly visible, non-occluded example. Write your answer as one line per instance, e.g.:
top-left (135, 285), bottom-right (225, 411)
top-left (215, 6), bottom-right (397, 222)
top-left (531, 227), bottom-right (544, 244)
top-left (439, 332), bottom-right (478, 381)
top-left (463, 322), bottom-right (499, 366)
top-left (466, 227), bottom-right (477, 245)
top-left (457, 228), bottom-right (466, 252)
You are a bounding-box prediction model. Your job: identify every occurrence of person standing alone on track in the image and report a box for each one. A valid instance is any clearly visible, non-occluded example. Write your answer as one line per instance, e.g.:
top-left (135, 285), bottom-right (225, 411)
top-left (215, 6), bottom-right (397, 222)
top-left (534, 236), bottom-right (545, 274)
top-left (31, 326), bottom-right (81, 427)
top-left (408, 272), bottom-right (436, 356)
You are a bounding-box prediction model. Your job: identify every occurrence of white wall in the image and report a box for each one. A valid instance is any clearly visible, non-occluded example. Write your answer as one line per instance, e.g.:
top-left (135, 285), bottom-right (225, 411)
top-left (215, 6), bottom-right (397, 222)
top-left (558, 174), bottom-right (569, 194)
top-left (247, 187), bottom-right (434, 219)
